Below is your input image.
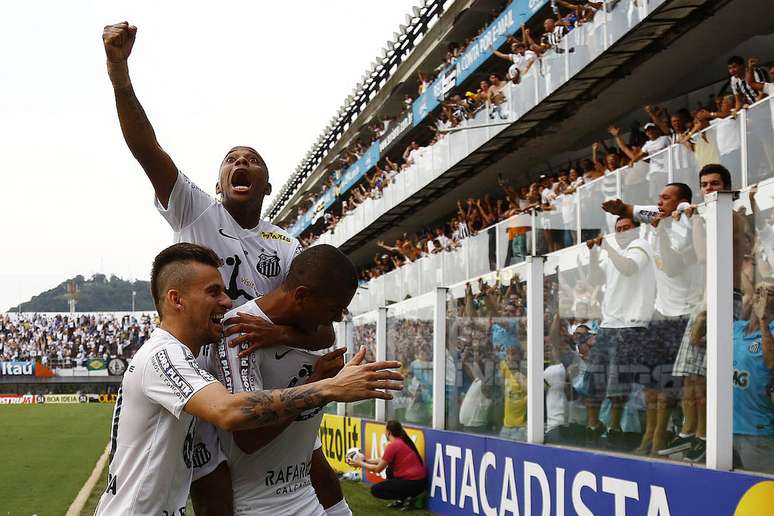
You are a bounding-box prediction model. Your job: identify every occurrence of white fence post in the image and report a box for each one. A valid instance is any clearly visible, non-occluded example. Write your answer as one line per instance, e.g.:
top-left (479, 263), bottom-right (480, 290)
top-left (705, 191), bottom-right (734, 470)
top-left (526, 256), bottom-right (545, 444)
top-left (739, 108), bottom-right (749, 188)
top-left (432, 287), bottom-right (448, 430)
top-left (375, 307), bottom-right (388, 422)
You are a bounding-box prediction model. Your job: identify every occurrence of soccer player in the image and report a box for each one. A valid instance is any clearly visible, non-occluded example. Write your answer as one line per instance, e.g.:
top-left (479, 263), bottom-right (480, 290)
top-left (202, 244), bottom-right (364, 514)
top-left (102, 21), bottom-right (346, 513)
top-left (95, 243), bottom-right (403, 515)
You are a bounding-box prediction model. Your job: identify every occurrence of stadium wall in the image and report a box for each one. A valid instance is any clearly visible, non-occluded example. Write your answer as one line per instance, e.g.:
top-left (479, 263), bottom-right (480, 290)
top-left (319, 414), bottom-right (774, 515)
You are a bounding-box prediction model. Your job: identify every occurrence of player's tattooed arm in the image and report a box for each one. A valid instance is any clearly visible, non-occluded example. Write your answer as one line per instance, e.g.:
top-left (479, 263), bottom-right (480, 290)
top-left (233, 348), bottom-right (346, 453)
top-left (185, 347), bottom-right (403, 431)
top-left (103, 22), bottom-right (177, 206)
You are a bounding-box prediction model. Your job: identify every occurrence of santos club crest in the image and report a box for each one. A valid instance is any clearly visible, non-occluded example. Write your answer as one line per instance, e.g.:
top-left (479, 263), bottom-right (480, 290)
top-left (256, 253), bottom-right (281, 278)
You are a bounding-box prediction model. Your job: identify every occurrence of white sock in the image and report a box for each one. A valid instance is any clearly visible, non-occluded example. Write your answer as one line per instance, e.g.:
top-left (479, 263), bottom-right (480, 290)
top-left (325, 498), bottom-right (353, 516)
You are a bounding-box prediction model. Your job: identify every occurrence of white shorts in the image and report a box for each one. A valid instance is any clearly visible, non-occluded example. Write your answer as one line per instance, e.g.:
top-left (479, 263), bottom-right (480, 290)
top-left (192, 420), bottom-right (228, 481)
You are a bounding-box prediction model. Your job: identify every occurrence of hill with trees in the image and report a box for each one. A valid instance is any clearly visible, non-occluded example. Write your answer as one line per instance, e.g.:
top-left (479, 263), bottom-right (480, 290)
top-left (8, 274), bottom-right (155, 312)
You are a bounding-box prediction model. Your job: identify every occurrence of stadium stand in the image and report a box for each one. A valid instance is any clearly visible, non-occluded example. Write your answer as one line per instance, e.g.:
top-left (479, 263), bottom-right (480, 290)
top-left (0, 312), bottom-right (155, 367)
top-left (268, 0), bottom-right (774, 512)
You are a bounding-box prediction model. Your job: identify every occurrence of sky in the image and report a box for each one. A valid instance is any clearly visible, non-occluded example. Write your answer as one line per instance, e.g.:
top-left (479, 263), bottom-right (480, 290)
top-left (0, 0), bottom-right (419, 311)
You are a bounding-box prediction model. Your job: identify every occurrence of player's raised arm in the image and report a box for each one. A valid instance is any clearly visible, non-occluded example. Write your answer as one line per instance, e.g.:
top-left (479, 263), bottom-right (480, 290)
top-left (185, 347), bottom-right (402, 432)
top-left (103, 22), bottom-right (178, 207)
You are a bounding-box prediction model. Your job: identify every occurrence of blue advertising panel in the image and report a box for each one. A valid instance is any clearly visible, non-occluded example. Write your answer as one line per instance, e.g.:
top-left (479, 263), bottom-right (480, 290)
top-left (288, 141), bottom-right (381, 236)
top-left (423, 427), bottom-right (774, 515)
top-left (411, 0), bottom-right (549, 128)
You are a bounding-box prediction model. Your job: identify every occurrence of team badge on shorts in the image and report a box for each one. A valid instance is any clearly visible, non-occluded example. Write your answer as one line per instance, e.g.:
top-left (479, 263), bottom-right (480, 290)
top-left (256, 253), bottom-right (281, 277)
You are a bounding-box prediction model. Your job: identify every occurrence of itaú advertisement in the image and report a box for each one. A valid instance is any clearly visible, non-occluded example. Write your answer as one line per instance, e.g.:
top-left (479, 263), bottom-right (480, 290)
top-left (362, 420), bottom-right (426, 484)
top-left (424, 428), bottom-right (774, 516)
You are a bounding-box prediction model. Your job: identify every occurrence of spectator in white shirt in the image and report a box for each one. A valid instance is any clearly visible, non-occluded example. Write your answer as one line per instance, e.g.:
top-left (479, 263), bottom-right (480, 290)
top-left (491, 41), bottom-right (537, 85)
top-left (609, 123), bottom-right (671, 196)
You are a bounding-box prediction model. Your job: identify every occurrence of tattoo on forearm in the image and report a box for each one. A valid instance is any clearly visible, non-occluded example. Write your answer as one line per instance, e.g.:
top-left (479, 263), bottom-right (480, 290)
top-left (241, 384), bottom-right (326, 426)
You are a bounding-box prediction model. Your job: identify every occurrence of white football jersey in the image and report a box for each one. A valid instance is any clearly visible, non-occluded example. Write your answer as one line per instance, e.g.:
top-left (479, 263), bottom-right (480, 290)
top-left (95, 328), bottom-right (217, 516)
top-left (155, 171), bottom-right (302, 307)
top-left (156, 171), bottom-right (302, 480)
top-left (204, 300), bottom-right (327, 516)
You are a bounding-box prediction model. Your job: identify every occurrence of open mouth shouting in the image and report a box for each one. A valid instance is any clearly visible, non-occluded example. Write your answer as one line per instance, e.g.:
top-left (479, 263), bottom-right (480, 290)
top-left (230, 168), bottom-right (253, 194)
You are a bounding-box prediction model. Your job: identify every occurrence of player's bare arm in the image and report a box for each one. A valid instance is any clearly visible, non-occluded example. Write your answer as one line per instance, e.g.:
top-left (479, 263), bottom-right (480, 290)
top-left (186, 347), bottom-right (401, 431)
top-left (224, 312), bottom-right (336, 355)
top-left (103, 21), bottom-right (177, 207)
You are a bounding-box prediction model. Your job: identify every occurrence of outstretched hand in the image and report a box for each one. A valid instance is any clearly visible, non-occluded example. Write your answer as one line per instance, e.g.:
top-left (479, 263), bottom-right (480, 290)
top-left (326, 346), bottom-right (404, 402)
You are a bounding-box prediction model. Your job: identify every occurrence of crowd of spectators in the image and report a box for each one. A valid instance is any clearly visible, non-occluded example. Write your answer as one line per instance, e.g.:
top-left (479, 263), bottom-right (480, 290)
top-left (293, 0), bottom-right (611, 248)
top-left (0, 313), bottom-right (156, 367)
top-left (349, 55), bottom-right (773, 283)
top-left (346, 50), bottom-right (774, 473)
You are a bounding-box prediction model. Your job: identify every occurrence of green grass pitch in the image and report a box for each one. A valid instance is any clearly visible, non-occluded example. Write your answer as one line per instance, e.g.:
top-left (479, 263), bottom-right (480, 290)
top-left (2, 404), bottom-right (434, 515)
top-left (0, 404), bottom-right (114, 515)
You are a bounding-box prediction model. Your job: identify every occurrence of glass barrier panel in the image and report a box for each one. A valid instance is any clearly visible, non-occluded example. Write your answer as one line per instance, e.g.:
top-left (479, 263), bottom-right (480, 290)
top-left (670, 138), bottom-right (700, 200)
top-left (445, 268), bottom-right (528, 439)
top-left (383, 268), bottom-right (402, 306)
top-left (498, 214), bottom-right (531, 269)
top-left (542, 207), bottom-right (707, 462)
top-left (541, 50), bottom-right (565, 98)
top-left (619, 151), bottom-right (666, 207)
top-left (403, 259), bottom-right (421, 300)
top-left (605, 0), bottom-right (631, 46)
top-left (468, 229), bottom-right (496, 279)
top-left (566, 23), bottom-right (591, 80)
top-left (510, 68), bottom-right (536, 121)
top-left (746, 97), bottom-right (774, 186)
top-left (348, 312), bottom-right (378, 418)
top-left (579, 173), bottom-right (617, 241)
top-left (449, 124), bottom-right (469, 166)
top-left (537, 189), bottom-right (580, 254)
top-left (732, 184), bottom-right (774, 474)
top-left (443, 244), bottom-right (467, 286)
top-left (490, 88), bottom-right (512, 139)
top-left (369, 274), bottom-right (385, 309)
top-left (433, 137), bottom-right (449, 178)
top-left (469, 107), bottom-right (490, 152)
top-left (386, 296), bottom-right (435, 427)
top-left (420, 254), bottom-right (441, 294)
top-left (689, 118), bottom-right (743, 190)
top-left (417, 148), bottom-right (435, 188)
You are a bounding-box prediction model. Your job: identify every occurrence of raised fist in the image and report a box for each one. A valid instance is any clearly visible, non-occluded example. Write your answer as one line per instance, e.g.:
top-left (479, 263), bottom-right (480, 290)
top-left (103, 22), bottom-right (137, 63)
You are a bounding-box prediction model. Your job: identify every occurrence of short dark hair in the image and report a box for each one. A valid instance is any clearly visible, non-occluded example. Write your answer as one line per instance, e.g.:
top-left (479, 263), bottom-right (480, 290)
top-left (665, 182), bottom-right (693, 203)
top-left (283, 244), bottom-right (358, 295)
top-left (150, 243), bottom-right (222, 318)
top-left (699, 164), bottom-right (733, 189)
top-left (728, 56), bottom-right (745, 67)
top-left (615, 216), bottom-right (638, 228)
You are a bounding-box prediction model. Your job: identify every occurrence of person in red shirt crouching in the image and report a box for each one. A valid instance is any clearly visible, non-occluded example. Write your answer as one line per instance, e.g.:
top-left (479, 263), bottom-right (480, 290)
top-left (347, 420), bottom-right (427, 510)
